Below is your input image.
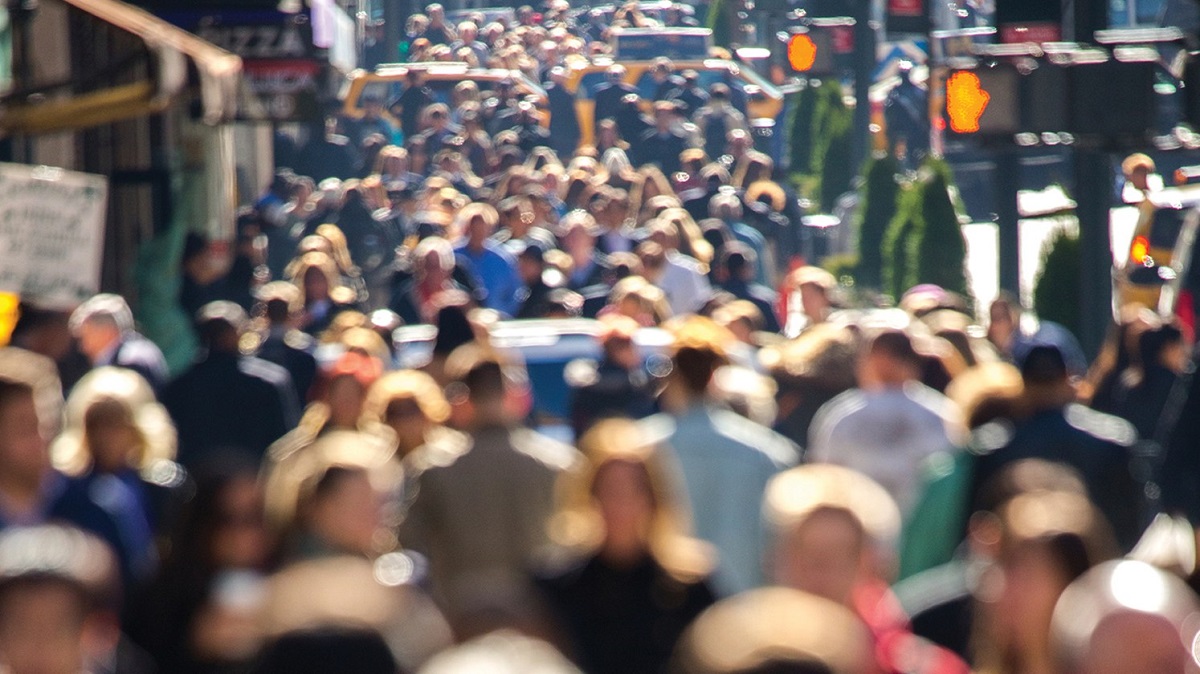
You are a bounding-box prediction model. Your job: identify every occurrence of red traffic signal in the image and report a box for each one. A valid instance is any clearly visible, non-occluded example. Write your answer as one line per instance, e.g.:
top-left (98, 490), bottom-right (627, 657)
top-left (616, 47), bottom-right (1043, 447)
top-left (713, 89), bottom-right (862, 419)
top-left (787, 33), bottom-right (818, 72)
top-left (945, 70), bottom-right (991, 133)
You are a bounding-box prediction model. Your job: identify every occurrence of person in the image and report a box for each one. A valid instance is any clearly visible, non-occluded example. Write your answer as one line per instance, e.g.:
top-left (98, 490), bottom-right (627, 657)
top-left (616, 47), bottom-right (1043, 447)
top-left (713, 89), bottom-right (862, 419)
top-left (592, 64), bottom-right (638, 139)
top-left (714, 243), bottom-right (780, 334)
top-left (762, 323), bottom-right (860, 449)
top-left (568, 315), bottom-right (658, 437)
top-left (709, 191), bottom-right (769, 286)
top-left (69, 293), bottom-right (169, 395)
top-left (126, 463), bottom-right (276, 673)
top-left (969, 344), bottom-right (1142, 551)
top-left (391, 70), bottom-right (434, 140)
top-left (163, 302), bottom-right (300, 467)
top-left (50, 367), bottom-right (186, 559)
top-left (640, 317), bottom-right (798, 596)
top-left (674, 69), bottom-right (710, 119)
top-left (785, 266), bottom-right (838, 335)
top-left (968, 490), bottom-right (1117, 674)
top-left (1107, 320), bottom-right (1187, 440)
top-left (249, 282), bottom-right (318, 405)
top-left (515, 243), bottom-right (558, 319)
top-left (693, 84), bottom-right (746, 162)
top-left (0, 525), bottom-right (151, 674)
top-left (390, 236), bottom-right (473, 326)
top-left (536, 419), bottom-right (716, 674)
top-left (1051, 559), bottom-right (1200, 674)
top-left (0, 348), bottom-right (145, 589)
top-left (546, 67), bottom-right (581, 159)
top-left (807, 329), bottom-right (963, 517)
top-left (449, 21), bottom-right (488, 65)
top-left (398, 344), bottom-right (582, 631)
top-left (671, 587), bottom-right (875, 674)
top-left (638, 233), bottom-right (712, 317)
top-left (454, 203), bottom-right (523, 317)
top-left (647, 57), bottom-right (684, 101)
top-left (633, 101), bottom-right (690, 176)
top-left (421, 3), bottom-right (456, 45)
top-left (558, 210), bottom-right (607, 292)
top-left (764, 464), bottom-right (970, 674)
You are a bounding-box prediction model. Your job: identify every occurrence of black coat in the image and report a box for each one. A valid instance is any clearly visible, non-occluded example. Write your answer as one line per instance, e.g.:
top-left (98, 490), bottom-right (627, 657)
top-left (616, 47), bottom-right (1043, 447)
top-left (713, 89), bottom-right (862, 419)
top-left (593, 81), bottom-right (639, 135)
top-left (547, 83), bottom-right (581, 157)
top-left (164, 352), bottom-right (300, 467)
top-left (536, 553), bottom-right (715, 674)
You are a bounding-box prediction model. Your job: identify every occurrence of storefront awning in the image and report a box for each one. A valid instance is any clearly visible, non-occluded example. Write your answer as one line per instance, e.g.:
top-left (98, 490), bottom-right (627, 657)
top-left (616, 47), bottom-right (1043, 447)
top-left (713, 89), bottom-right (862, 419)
top-left (0, 0), bottom-right (242, 136)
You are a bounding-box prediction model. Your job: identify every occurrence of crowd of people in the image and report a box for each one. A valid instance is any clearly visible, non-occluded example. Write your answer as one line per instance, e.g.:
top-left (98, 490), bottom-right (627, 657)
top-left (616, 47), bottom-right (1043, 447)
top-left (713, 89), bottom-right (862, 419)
top-left (2, 2), bottom-right (1200, 674)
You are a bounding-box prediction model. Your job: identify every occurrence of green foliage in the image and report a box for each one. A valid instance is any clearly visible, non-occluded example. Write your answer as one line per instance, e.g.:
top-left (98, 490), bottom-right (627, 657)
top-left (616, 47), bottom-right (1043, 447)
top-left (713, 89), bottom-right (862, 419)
top-left (821, 253), bottom-right (859, 282)
top-left (855, 153), bottom-right (901, 290)
top-left (883, 180), bottom-right (921, 299)
top-left (706, 0), bottom-right (733, 47)
top-left (1033, 228), bottom-right (1082, 338)
top-left (787, 82), bottom-right (855, 211)
top-left (912, 158), bottom-right (970, 297)
top-left (788, 86), bottom-right (819, 175)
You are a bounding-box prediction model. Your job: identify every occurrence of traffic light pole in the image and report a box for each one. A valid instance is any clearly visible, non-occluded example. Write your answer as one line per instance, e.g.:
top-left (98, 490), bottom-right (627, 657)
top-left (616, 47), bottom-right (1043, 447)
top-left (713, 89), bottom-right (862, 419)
top-left (1070, 0), bottom-right (1112, 360)
top-left (851, 0), bottom-right (874, 173)
top-left (996, 149), bottom-right (1021, 296)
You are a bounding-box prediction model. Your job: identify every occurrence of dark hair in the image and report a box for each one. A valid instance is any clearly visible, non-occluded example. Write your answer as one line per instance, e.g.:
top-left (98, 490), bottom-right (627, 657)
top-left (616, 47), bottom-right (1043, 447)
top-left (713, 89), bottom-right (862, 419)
top-left (252, 628), bottom-right (399, 674)
top-left (868, 329), bottom-right (919, 368)
top-left (432, 303), bottom-right (475, 356)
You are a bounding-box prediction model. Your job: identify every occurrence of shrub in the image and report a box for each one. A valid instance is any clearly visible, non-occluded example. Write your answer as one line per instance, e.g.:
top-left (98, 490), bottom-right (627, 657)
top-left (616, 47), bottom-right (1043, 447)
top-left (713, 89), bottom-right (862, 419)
top-left (854, 153), bottom-right (901, 290)
top-left (1033, 228), bottom-right (1082, 338)
top-left (911, 158), bottom-right (970, 297)
top-left (883, 179), bottom-right (921, 300)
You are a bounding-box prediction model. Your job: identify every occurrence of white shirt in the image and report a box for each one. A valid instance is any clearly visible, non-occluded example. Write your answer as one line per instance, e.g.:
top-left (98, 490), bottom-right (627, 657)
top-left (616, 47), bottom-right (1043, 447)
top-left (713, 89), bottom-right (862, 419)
top-left (655, 251), bottom-right (712, 315)
top-left (807, 382), bottom-right (961, 517)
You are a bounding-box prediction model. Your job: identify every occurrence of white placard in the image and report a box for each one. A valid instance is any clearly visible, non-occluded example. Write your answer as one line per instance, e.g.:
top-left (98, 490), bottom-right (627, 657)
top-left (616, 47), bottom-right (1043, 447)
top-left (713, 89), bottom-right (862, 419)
top-left (0, 162), bottom-right (108, 309)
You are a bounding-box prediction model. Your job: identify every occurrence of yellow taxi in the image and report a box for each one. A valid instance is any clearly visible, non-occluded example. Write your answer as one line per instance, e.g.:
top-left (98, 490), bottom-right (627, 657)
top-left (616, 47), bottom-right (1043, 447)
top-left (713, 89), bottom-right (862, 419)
top-left (340, 62), bottom-right (549, 129)
top-left (1114, 192), bottom-right (1200, 313)
top-left (563, 56), bottom-right (786, 148)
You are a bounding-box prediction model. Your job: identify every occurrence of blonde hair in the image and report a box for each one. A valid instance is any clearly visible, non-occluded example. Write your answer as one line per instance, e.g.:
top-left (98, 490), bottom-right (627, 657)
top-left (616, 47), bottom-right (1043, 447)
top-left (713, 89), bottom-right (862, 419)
top-left (361, 370), bottom-right (451, 426)
top-left (314, 224), bottom-right (358, 275)
top-left (549, 418), bottom-right (712, 582)
top-left (51, 367), bottom-right (177, 477)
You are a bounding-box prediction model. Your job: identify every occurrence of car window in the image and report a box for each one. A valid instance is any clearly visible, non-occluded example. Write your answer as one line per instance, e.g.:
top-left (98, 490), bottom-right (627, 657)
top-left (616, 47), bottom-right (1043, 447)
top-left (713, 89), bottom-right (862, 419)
top-left (1151, 208), bottom-right (1187, 249)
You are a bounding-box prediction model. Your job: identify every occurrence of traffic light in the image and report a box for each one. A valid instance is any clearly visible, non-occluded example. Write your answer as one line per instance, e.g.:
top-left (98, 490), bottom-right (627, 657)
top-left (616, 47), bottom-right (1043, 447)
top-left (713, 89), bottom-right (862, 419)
top-left (944, 54), bottom-right (1155, 142)
top-left (784, 28), bottom-right (836, 75)
top-left (945, 64), bottom-right (1020, 136)
top-left (787, 34), bottom-right (817, 72)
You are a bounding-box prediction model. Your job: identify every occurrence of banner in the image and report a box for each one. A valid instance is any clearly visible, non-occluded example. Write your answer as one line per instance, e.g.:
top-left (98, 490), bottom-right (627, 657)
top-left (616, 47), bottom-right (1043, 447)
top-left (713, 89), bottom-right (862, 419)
top-left (0, 163), bottom-right (108, 308)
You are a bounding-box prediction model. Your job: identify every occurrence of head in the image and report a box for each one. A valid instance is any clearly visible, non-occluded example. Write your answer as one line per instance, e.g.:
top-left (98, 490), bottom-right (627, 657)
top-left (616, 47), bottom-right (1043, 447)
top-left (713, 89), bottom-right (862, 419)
top-left (195, 301), bottom-right (249, 355)
top-left (554, 418), bottom-right (703, 573)
top-left (1121, 153), bottom-right (1156, 193)
top-left (765, 465), bottom-right (901, 605)
top-left (789, 267), bottom-right (836, 324)
top-left (598, 314), bottom-right (641, 370)
top-left (672, 588), bottom-right (874, 674)
top-left (413, 236), bottom-right (456, 286)
top-left (669, 317), bottom-right (733, 399)
top-left (0, 349), bottom-right (61, 492)
top-left (1052, 560), bottom-right (1200, 674)
top-left (458, 203), bottom-right (500, 250)
top-left (52, 367), bottom-right (173, 477)
top-left (68, 294), bottom-right (134, 363)
top-left (857, 329), bottom-right (921, 390)
top-left (361, 370), bottom-right (450, 456)
top-left (0, 526), bottom-right (119, 674)
top-left (558, 210), bottom-right (597, 258)
top-left (444, 343), bottom-right (523, 425)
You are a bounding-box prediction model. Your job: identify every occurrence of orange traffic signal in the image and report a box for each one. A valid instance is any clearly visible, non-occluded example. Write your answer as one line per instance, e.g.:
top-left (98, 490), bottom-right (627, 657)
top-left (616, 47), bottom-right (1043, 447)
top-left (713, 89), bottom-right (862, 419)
top-left (945, 70), bottom-right (991, 134)
top-left (788, 33), bottom-right (818, 72)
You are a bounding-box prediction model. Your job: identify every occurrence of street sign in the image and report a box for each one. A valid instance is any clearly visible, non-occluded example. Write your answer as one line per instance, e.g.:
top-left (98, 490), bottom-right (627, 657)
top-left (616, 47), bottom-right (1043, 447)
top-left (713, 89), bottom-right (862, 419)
top-left (0, 164), bottom-right (107, 309)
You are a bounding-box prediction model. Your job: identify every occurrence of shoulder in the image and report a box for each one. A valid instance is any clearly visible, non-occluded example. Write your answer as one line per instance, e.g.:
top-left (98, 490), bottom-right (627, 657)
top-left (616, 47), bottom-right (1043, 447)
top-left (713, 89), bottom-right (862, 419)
top-left (708, 408), bottom-right (799, 467)
top-left (1063, 403), bottom-right (1138, 447)
top-left (639, 412), bottom-right (678, 445)
top-left (238, 356), bottom-right (293, 387)
top-left (511, 428), bottom-right (583, 472)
